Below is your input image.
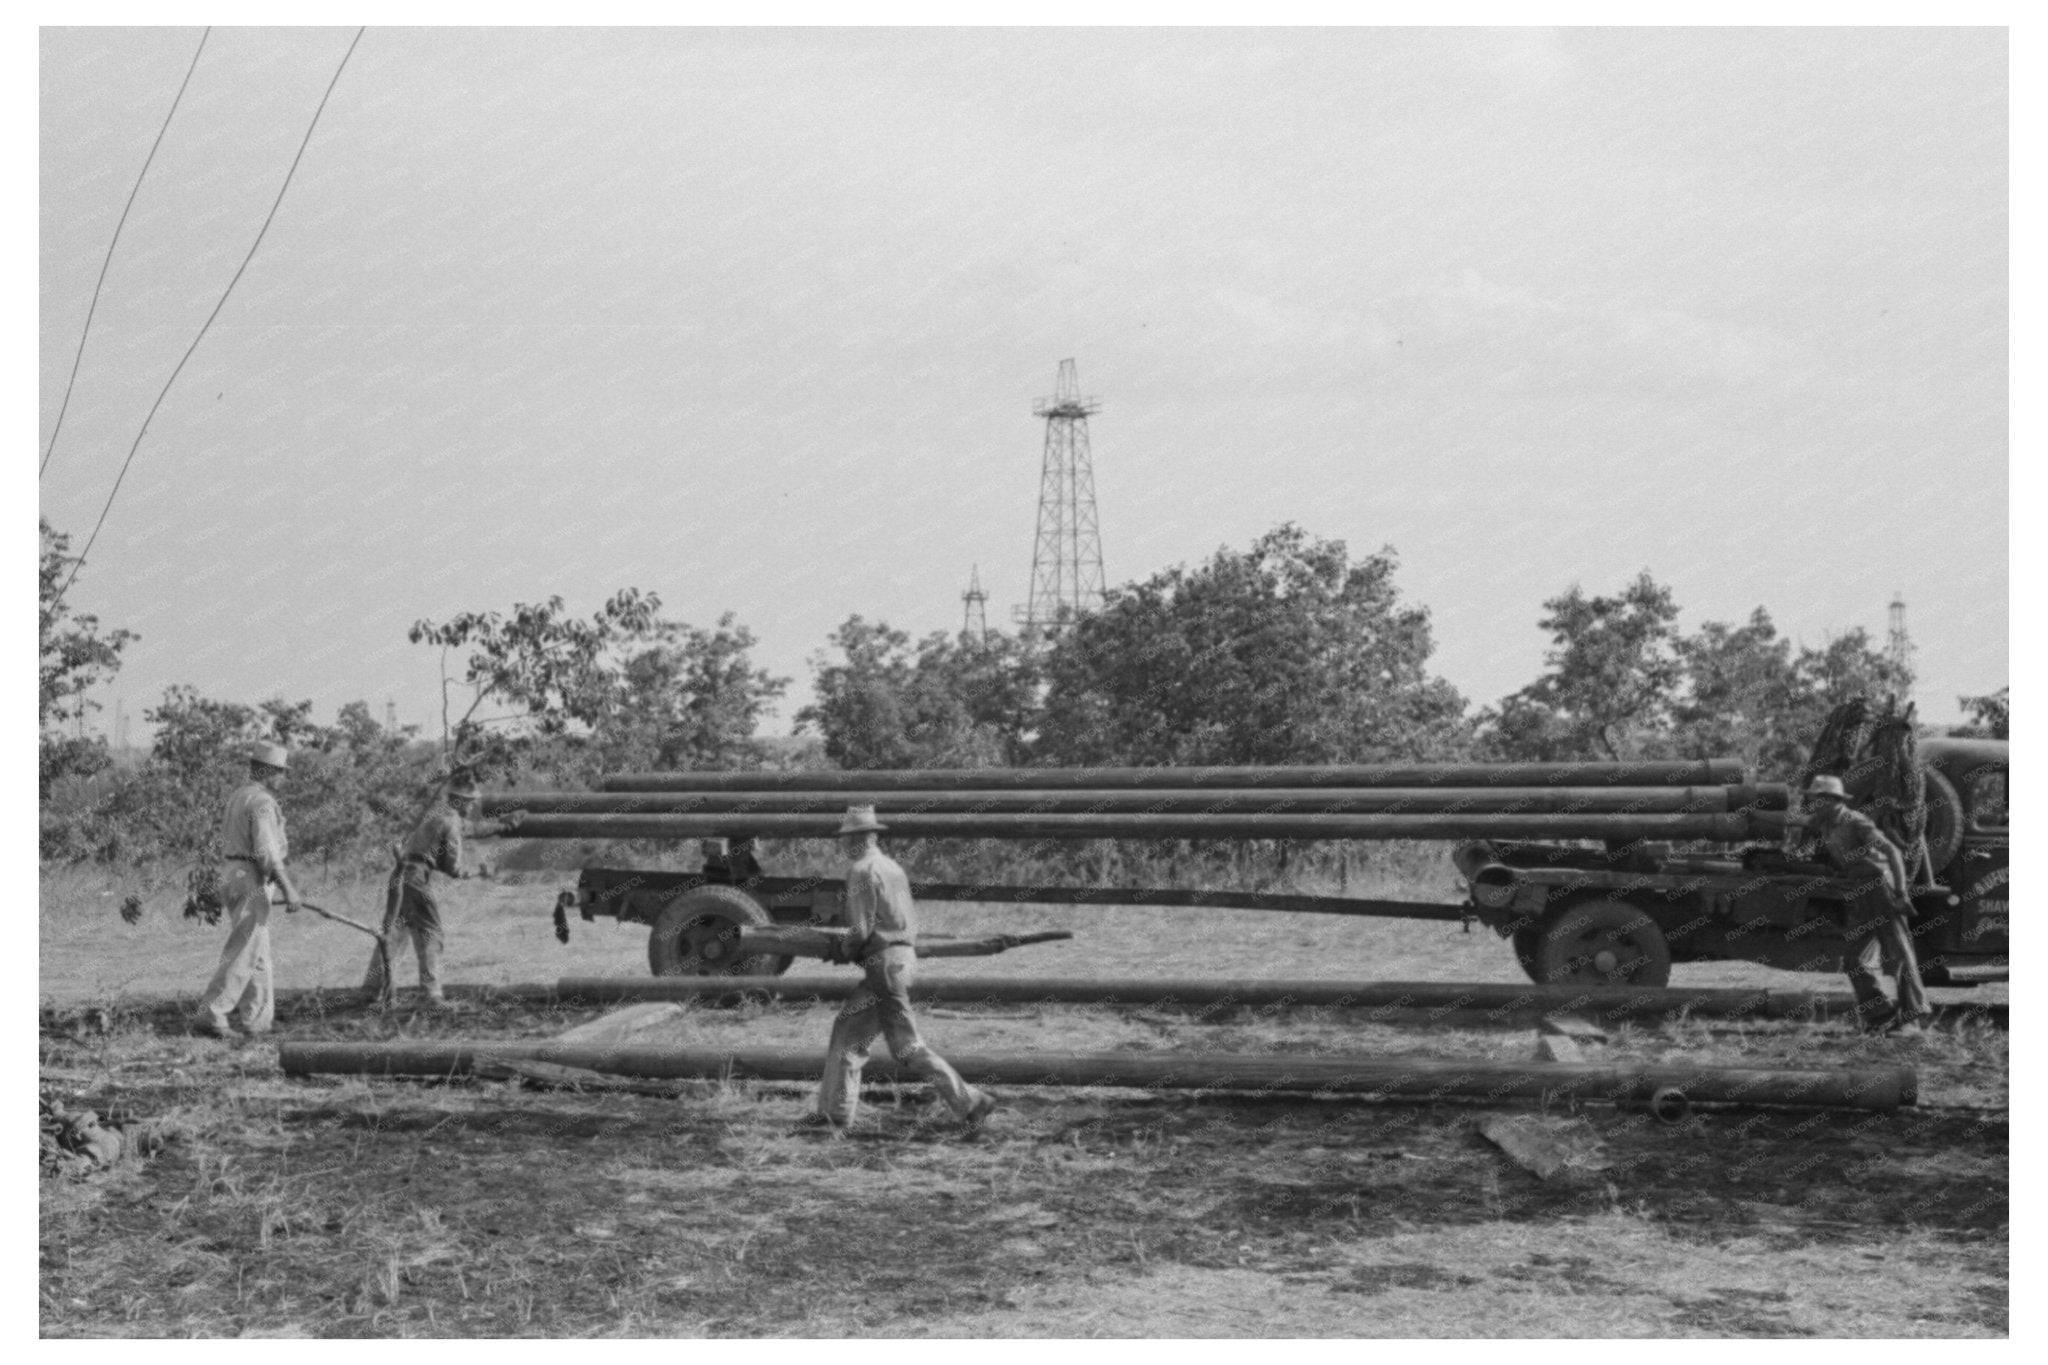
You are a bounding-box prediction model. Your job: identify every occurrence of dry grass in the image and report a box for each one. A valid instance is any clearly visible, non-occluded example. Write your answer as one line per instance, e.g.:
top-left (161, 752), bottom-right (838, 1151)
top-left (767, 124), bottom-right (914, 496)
top-left (39, 859), bottom-right (2007, 1337)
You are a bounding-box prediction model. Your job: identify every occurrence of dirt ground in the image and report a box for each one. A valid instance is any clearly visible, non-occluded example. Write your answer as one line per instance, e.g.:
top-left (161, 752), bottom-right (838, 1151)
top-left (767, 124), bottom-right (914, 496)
top-left (40, 865), bottom-right (2008, 1337)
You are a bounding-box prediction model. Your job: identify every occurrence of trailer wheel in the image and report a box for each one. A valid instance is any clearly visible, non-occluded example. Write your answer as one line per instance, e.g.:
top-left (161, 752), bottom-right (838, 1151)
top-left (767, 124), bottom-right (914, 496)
top-left (647, 886), bottom-right (791, 977)
top-left (1533, 900), bottom-right (1672, 987)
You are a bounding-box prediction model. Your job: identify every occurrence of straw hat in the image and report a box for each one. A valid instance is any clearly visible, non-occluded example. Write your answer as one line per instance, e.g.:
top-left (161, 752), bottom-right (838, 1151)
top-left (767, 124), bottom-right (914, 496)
top-left (247, 740), bottom-right (288, 772)
top-left (1804, 775), bottom-right (1849, 802)
top-left (837, 804), bottom-right (887, 835)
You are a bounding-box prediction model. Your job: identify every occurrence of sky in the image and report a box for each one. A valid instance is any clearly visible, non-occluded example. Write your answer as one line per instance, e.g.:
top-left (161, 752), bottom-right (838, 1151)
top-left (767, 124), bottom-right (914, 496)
top-left (37, 26), bottom-right (2008, 743)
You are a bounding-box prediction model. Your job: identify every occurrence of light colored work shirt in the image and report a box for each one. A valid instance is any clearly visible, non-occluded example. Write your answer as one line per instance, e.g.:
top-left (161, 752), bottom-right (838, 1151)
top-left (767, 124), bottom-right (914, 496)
top-left (844, 848), bottom-right (918, 948)
top-left (220, 782), bottom-right (288, 875)
top-left (1813, 805), bottom-right (1907, 895)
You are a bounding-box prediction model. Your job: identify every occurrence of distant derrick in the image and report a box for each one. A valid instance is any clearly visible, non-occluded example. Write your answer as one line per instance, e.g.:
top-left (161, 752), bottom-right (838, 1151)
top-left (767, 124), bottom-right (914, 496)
top-left (1016, 359), bottom-right (1105, 638)
top-left (961, 565), bottom-right (989, 646)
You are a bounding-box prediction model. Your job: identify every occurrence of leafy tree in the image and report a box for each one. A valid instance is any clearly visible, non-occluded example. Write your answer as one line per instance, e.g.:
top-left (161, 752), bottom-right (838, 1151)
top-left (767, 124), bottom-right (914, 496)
top-left (798, 618), bottom-right (1040, 769)
top-left (1955, 686), bottom-right (2009, 740)
top-left (1483, 573), bottom-right (1920, 775)
top-left (38, 519), bottom-right (136, 793)
top-left (410, 590), bottom-right (663, 772)
top-left (1480, 573), bottom-right (1681, 762)
top-left (796, 617), bottom-right (917, 769)
top-left (1793, 627), bottom-right (1912, 710)
top-left (45, 686), bottom-right (439, 867)
top-left (282, 702), bottom-right (440, 864)
top-left (1666, 609), bottom-right (1809, 776)
top-left (593, 613), bottom-right (790, 774)
top-left (915, 629), bottom-right (1042, 767)
top-left (1034, 524), bottom-right (1468, 767)
top-left (413, 591), bottom-right (786, 783)
top-left (72, 686), bottom-right (269, 863)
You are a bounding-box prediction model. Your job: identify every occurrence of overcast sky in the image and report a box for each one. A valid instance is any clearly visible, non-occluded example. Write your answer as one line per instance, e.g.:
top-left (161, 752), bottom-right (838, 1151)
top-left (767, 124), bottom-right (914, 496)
top-left (38, 26), bottom-right (2007, 743)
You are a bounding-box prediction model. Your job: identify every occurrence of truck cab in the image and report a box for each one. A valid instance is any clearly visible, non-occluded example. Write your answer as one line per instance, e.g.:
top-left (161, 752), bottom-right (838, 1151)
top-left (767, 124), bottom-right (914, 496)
top-left (1456, 738), bottom-right (2008, 988)
top-left (1914, 737), bottom-right (2009, 984)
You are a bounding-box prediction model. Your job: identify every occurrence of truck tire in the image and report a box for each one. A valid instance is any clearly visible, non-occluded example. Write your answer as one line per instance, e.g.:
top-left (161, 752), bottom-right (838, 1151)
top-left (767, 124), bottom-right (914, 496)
top-left (1533, 900), bottom-right (1672, 987)
top-left (646, 886), bottom-right (790, 977)
top-left (1920, 767), bottom-right (1964, 878)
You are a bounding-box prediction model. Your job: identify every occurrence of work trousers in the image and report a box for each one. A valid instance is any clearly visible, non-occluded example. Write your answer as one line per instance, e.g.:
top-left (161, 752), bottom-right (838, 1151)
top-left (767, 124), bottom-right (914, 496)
top-left (363, 875), bottom-right (444, 999)
top-left (815, 946), bottom-right (982, 1126)
top-left (196, 863), bottom-right (275, 1034)
top-left (1841, 883), bottom-right (1931, 1024)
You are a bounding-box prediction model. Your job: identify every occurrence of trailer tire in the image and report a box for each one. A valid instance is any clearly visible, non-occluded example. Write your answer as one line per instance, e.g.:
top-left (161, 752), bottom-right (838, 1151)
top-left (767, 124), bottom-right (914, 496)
top-left (1920, 767), bottom-right (1964, 877)
top-left (1533, 900), bottom-right (1672, 987)
top-left (647, 886), bottom-right (790, 977)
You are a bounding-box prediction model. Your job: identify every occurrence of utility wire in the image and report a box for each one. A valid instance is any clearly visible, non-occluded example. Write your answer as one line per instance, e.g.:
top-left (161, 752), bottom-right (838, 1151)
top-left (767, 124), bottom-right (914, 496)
top-left (53, 26), bottom-right (366, 613)
top-left (41, 27), bottom-right (212, 478)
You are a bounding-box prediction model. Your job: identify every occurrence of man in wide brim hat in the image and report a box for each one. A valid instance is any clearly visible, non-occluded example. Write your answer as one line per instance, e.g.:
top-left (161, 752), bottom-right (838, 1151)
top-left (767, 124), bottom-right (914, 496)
top-left (194, 741), bottom-right (305, 1038)
top-left (802, 805), bottom-right (997, 1133)
top-left (836, 805), bottom-right (888, 836)
top-left (1802, 773), bottom-right (1930, 1035)
top-left (364, 771), bottom-right (498, 1007)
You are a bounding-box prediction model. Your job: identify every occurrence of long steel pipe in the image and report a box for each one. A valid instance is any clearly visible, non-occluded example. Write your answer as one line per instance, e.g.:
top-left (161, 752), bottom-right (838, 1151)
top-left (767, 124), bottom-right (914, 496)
top-left (496, 811), bottom-right (1755, 842)
top-left (553, 975), bottom-right (1866, 1021)
top-left (482, 785), bottom-right (1785, 818)
top-left (598, 761), bottom-right (1748, 793)
top-left (277, 1041), bottom-right (1914, 1110)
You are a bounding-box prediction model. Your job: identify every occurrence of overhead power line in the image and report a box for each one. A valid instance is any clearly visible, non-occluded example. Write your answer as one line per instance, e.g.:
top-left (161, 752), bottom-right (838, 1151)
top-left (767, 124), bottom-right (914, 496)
top-left (53, 26), bottom-right (366, 614)
top-left (41, 27), bottom-right (212, 478)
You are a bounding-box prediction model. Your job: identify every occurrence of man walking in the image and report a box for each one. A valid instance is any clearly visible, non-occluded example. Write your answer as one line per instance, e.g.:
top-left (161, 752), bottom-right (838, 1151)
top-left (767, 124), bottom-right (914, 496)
top-left (806, 805), bottom-right (998, 1133)
top-left (363, 775), bottom-right (491, 1006)
top-left (195, 741), bottom-right (303, 1038)
top-left (1804, 775), bottom-right (1932, 1035)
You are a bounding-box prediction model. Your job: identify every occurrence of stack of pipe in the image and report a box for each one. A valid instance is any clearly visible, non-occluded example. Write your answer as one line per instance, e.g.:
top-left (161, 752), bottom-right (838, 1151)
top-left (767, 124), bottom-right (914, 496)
top-left (481, 762), bottom-right (1789, 844)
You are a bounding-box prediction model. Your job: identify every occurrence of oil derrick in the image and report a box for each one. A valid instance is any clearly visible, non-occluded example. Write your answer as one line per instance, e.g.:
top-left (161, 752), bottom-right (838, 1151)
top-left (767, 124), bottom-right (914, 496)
top-left (1886, 595), bottom-right (1916, 701)
top-left (1016, 359), bottom-right (1105, 639)
top-left (961, 565), bottom-right (989, 646)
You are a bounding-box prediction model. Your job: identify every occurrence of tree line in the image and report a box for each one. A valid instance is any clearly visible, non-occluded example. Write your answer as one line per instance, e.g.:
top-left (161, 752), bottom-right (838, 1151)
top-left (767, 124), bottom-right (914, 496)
top-left (39, 517), bottom-right (2007, 868)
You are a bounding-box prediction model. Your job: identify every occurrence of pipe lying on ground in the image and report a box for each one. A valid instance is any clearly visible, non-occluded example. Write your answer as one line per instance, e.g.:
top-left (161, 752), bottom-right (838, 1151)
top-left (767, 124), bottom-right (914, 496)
top-left (277, 1041), bottom-right (1915, 1111)
top-left (481, 785), bottom-right (1785, 818)
top-left (551, 975), bottom-right (1877, 1022)
top-left (598, 760), bottom-right (1750, 793)
top-left (495, 811), bottom-right (1757, 843)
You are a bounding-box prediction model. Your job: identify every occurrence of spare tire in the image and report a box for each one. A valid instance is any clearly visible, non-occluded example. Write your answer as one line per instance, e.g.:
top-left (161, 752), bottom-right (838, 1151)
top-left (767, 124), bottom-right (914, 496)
top-left (646, 886), bottom-right (789, 977)
top-left (1920, 767), bottom-right (1964, 878)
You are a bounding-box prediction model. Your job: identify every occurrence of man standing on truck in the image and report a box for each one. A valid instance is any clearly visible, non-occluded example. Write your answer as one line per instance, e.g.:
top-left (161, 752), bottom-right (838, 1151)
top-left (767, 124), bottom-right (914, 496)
top-left (803, 805), bottom-right (998, 1133)
top-left (1803, 775), bottom-right (1932, 1036)
top-left (362, 775), bottom-right (494, 1006)
top-left (195, 741), bottom-right (304, 1038)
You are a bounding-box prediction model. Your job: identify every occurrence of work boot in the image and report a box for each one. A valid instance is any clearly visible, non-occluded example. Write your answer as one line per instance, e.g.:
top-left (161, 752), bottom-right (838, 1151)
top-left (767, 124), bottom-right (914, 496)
top-left (1885, 1014), bottom-right (1928, 1038)
top-left (963, 1091), bottom-right (1000, 1131)
top-left (191, 1017), bottom-right (231, 1041)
